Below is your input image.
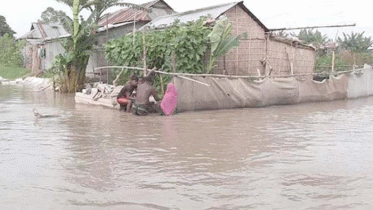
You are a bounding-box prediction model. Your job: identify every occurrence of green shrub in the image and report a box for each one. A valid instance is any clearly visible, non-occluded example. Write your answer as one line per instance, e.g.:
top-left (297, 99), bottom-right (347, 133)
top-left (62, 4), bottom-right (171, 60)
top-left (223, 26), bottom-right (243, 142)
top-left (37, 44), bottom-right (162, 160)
top-left (0, 34), bottom-right (25, 67)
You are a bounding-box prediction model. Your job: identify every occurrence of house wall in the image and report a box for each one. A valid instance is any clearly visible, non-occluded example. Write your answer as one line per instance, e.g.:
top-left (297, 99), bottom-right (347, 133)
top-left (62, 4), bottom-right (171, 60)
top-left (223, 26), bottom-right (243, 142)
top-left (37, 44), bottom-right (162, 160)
top-left (23, 44), bottom-right (34, 70)
top-left (22, 44), bottom-right (42, 75)
top-left (214, 5), bottom-right (266, 75)
top-left (86, 22), bottom-right (148, 77)
top-left (22, 40), bottom-right (65, 73)
top-left (147, 1), bottom-right (174, 19)
top-left (44, 40), bottom-right (65, 70)
top-left (97, 22), bottom-right (148, 45)
top-left (213, 4), bottom-right (316, 77)
top-left (31, 45), bottom-right (41, 75)
top-left (267, 39), bottom-right (316, 76)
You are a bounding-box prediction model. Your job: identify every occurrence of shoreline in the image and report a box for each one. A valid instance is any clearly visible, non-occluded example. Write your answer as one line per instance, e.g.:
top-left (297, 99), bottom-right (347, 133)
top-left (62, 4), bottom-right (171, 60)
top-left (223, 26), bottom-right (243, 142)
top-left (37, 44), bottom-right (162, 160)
top-left (0, 76), bottom-right (54, 91)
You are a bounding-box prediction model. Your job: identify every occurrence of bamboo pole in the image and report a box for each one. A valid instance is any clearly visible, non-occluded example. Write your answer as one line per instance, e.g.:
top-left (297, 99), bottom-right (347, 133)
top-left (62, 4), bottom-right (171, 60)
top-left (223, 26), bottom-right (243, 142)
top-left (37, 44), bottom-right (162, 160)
top-left (176, 75), bottom-right (211, 87)
top-left (93, 65), bottom-right (360, 81)
top-left (235, 5), bottom-right (238, 76)
top-left (133, 11), bottom-right (137, 45)
top-left (171, 51), bottom-right (176, 73)
top-left (268, 23), bottom-right (356, 31)
top-left (160, 74), bottom-right (165, 94)
top-left (332, 51), bottom-right (335, 73)
top-left (112, 66), bottom-right (126, 86)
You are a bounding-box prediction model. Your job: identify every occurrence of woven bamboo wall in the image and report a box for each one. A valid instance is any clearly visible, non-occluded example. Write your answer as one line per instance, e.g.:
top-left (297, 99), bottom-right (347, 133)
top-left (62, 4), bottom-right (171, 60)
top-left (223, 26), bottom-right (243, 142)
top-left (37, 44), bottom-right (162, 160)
top-left (214, 5), bottom-right (266, 75)
top-left (213, 4), bottom-right (316, 77)
top-left (267, 39), bottom-right (315, 76)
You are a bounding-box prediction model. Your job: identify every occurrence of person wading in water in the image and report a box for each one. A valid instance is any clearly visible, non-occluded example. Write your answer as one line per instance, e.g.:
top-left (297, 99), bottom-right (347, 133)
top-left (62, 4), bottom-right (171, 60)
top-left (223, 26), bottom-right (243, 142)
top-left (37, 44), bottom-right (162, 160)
top-left (132, 72), bottom-right (163, 116)
top-left (116, 74), bottom-right (139, 112)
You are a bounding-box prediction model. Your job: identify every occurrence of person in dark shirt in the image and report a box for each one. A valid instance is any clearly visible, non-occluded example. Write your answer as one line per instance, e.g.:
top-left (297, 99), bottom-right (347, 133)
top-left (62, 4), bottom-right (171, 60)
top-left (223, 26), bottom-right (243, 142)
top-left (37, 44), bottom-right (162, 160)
top-left (117, 74), bottom-right (139, 112)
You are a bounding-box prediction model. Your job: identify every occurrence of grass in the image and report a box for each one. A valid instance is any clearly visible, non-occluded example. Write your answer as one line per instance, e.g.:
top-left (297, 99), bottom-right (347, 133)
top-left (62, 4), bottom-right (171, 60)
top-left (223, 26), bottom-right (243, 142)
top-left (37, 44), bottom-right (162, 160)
top-left (0, 65), bottom-right (32, 80)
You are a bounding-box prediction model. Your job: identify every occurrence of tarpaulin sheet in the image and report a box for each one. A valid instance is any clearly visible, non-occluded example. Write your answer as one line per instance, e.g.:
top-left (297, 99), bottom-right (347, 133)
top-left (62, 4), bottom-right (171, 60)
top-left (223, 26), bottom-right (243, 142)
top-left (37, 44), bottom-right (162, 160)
top-left (174, 65), bottom-right (373, 112)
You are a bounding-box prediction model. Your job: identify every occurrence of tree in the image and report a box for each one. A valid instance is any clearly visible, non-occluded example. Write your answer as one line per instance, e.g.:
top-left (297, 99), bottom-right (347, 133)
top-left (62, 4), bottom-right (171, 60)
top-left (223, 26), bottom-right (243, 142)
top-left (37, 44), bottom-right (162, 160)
top-left (40, 7), bottom-right (72, 32)
top-left (337, 32), bottom-right (373, 53)
top-left (51, 0), bottom-right (146, 92)
top-left (273, 30), bottom-right (289, 38)
top-left (291, 29), bottom-right (330, 48)
top-left (41, 7), bottom-right (69, 24)
top-left (0, 15), bottom-right (16, 38)
top-left (0, 34), bottom-right (25, 67)
top-left (56, 0), bottom-right (146, 24)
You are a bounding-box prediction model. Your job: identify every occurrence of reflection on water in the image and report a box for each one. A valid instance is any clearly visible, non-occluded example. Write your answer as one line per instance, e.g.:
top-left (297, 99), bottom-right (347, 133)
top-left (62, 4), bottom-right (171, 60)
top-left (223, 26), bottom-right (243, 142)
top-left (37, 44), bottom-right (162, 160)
top-left (1, 85), bottom-right (373, 209)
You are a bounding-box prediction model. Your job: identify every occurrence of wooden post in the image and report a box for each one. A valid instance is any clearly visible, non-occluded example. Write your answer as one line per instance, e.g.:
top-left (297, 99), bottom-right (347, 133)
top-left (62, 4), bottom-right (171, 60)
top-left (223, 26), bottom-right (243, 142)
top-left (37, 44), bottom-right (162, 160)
top-left (285, 47), bottom-right (293, 75)
top-left (332, 51), bottom-right (335, 72)
top-left (172, 51), bottom-right (176, 73)
top-left (133, 11), bottom-right (137, 45)
top-left (107, 67), bottom-right (109, 84)
top-left (235, 5), bottom-right (238, 76)
top-left (160, 74), bottom-right (165, 94)
top-left (106, 14), bottom-right (109, 42)
top-left (142, 32), bottom-right (147, 76)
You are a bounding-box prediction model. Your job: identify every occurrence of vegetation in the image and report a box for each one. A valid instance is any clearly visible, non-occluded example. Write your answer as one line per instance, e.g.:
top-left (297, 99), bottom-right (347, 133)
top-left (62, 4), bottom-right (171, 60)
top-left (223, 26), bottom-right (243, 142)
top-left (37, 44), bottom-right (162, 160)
top-left (207, 18), bottom-right (244, 73)
top-left (47, 0), bottom-right (94, 92)
top-left (283, 29), bottom-right (373, 73)
top-left (0, 34), bottom-right (25, 67)
top-left (291, 29), bottom-right (330, 49)
top-left (0, 65), bottom-right (31, 80)
top-left (105, 18), bottom-right (211, 74)
top-left (0, 15), bottom-right (29, 80)
top-left (41, 7), bottom-right (72, 32)
top-left (48, 0), bottom-right (147, 93)
top-left (105, 17), bottom-right (242, 79)
top-left (0, 15), bottom-right (15, 38)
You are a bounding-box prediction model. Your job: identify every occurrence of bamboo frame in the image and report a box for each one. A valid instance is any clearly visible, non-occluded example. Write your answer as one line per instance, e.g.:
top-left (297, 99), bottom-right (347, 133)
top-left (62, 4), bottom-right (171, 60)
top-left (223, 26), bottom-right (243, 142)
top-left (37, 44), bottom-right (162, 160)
top-left (93, 66), bottom-right (360, 81)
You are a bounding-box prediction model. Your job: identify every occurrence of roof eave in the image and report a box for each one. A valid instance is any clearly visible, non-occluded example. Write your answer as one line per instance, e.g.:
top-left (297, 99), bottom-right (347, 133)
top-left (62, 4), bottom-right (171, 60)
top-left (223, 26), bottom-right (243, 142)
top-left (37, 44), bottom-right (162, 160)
top-left (236, 1), bottom-right (269, 32)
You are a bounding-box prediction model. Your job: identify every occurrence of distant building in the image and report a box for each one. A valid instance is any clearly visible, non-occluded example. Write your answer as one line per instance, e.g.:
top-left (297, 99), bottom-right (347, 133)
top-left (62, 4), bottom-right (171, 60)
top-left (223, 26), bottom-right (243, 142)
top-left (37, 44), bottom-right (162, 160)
top-left (18, 22), bottom-right (69, 75)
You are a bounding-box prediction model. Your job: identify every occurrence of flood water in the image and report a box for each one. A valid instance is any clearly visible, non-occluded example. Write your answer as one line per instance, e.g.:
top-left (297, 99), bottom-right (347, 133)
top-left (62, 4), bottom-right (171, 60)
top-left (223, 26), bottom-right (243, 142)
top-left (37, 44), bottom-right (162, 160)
top-left (1, 85), bottom-right (373, 209)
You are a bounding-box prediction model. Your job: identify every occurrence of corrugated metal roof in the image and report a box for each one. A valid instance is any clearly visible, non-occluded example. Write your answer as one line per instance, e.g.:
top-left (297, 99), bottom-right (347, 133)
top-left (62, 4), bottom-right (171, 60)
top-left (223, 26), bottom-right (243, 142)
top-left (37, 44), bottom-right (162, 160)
top-left (140, 2), bottom-right (239, 30)
top-left (98, 0), bottom-right (165, 27)
top-left (18, 22), bottom-right (70, 41)
top-left (140, 1), bottom-right (268, 32)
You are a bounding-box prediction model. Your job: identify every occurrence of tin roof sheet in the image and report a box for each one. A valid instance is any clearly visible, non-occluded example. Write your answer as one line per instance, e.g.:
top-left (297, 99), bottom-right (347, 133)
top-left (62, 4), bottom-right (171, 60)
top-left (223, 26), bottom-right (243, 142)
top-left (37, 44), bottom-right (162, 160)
top-left (98, 0), bottom-right (165, 27)
top-left (141, 2), bottom-right (238, 30)
top-left (18, 22), bottom-right (70, 40)
top-left (140, 1), bottom-right (268, 32)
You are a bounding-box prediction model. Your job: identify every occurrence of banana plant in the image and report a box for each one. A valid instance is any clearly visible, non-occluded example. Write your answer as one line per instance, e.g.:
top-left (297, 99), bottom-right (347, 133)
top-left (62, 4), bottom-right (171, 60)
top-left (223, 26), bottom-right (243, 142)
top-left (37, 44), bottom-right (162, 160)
top-left (206, 18), bottom-right (246, 74)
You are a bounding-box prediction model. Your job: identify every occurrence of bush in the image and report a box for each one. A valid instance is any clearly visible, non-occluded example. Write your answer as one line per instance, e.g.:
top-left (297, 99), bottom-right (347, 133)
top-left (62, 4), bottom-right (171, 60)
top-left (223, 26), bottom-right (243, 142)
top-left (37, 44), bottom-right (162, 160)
top-left (0, 65), bottom-right (31, 79)
top-left (0, 34), bottom-right (25, 67)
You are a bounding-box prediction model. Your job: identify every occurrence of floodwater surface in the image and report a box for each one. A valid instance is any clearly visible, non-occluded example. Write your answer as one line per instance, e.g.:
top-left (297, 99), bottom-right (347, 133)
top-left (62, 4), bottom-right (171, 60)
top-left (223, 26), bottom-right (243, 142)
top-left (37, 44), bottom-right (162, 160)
top-left (1, 85), bottom-right (373, 209)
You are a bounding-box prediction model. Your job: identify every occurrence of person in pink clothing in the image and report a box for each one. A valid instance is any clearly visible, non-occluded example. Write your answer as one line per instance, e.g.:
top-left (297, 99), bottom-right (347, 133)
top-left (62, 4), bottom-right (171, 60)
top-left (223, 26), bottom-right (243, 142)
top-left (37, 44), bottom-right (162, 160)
top-left (160, 83), bottom-right (178, 116)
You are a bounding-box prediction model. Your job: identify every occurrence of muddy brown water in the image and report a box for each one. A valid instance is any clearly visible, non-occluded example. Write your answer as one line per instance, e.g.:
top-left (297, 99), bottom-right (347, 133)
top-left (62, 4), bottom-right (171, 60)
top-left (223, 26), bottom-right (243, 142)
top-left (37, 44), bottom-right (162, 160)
top-left (1, 85), bottom-right (373, 209)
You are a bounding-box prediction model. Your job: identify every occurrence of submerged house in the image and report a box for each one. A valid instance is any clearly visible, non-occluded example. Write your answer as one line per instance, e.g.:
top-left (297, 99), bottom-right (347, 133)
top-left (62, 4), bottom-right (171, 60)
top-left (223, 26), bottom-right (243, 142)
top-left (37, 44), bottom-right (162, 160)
top-left (77, 1), bottom-right (373, 113)
top-left (18, 22), bottom-right (69, 75)
top-left (85, 0), bottom-right (175, 77)
top-left (140, 1), bottom-right (316, 77)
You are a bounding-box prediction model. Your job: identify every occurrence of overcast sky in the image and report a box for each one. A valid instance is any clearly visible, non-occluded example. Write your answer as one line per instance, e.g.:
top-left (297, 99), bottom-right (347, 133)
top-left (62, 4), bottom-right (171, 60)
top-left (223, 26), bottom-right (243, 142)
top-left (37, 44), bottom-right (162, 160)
top-left (1, 0), bottom-right (371, 40)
